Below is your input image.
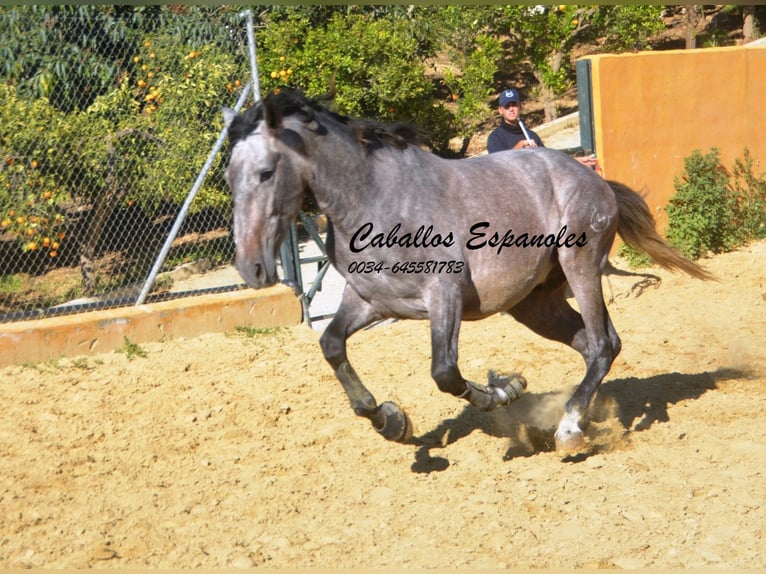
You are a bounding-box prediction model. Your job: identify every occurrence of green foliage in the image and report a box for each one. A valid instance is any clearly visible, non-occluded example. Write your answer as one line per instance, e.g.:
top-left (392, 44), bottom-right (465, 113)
top-left (439, 18), bottom-right (502, 141)
top-left (1, 13), bottom-right (247, 260)
top-left (622, 145), bottom-right (765, 269)
top-left (130, 37), bottom-right (244, 211)
top-left (0, 5), bottom-right (243, 113)
top-left (0, 85), bottom-right (71, 256)
top-left (503, 5), bottom-right (584, 98)
top-left (666, 148), bottom-right (766, 260)
top-left (617, 242), bottom-right (654, 269)
top-left (598, 5), bottom-right (665, 52)
top-left (500, 5), bottom-right (664, 119)
top-left (119, 336), bottom-right (147, 360)
top-left (730, 148), bottom-right (766, 240)
top-left (666, 148), bottom-right (738, 258)
top-left (235, 325), bottom-right (284, 338)
top-left (0, 5), bottom-right (157, 112)
top-left (257, 11), bottom-right (454, 149)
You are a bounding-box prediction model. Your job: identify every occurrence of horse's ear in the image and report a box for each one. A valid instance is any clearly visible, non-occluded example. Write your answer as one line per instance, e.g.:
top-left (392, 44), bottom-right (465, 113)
top-left (263, 97), bottom-right (283, 131)
top-left (222, 107), bottom-right (237, 130)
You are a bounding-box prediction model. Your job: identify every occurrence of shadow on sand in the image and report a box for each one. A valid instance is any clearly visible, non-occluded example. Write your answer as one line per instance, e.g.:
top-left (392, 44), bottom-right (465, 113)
top-left (409, 367), bottom-right (747, 473)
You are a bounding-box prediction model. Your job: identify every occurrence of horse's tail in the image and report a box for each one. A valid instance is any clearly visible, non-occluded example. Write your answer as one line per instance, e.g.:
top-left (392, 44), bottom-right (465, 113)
top-left (608, 180), bottom-right (714, 280)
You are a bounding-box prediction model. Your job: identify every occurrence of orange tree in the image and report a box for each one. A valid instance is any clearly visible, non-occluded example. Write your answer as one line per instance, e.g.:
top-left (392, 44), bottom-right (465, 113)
top-left (256, 8), bottom-right (456, 154)
top-left (0, 86), bottom-right (70, 258)
top-left (501, 5), bottom-right (665, 122)
top-left (431, 6), bottom-right (504, 155)
top-left (1, 5), bottom-right (247, 292)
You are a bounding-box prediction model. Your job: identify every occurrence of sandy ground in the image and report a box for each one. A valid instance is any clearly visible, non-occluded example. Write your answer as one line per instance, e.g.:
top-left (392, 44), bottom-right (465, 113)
top-left (1, 240), bottom-right (765, 568)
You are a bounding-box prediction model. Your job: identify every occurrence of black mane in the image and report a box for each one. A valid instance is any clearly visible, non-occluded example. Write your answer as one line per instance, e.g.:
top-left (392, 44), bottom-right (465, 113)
top-left (226, 103), bottom-right (264, 147)
top-left (227, 88), bottom-right (423, 152)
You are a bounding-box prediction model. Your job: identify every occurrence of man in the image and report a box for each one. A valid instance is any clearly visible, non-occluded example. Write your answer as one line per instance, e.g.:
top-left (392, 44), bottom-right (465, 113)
top-left (486, 88), bottom-right (543, 153)
top-left (487, 87), bottom-right (601, 172)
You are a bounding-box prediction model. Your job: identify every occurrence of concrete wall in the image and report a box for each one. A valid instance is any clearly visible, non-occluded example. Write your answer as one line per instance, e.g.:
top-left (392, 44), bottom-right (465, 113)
top-left (585, 44), bottom-right (766, 231)
top-left (0, 284), bottom-right (302, 367)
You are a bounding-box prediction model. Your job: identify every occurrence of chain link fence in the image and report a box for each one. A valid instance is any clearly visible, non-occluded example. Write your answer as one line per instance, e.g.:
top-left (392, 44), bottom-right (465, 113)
top-left (0, 7), bottom-right (259, 323)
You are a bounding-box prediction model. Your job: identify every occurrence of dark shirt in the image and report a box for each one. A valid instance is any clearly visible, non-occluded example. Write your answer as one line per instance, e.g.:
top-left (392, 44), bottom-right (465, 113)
top-left (487, 121), bottom-right (544, 154)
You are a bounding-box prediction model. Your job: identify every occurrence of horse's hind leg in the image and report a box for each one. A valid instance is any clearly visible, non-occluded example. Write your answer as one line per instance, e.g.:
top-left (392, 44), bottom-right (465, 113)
top-left (319, 287), bottom-right (412, 442)
top-left (511, 276), bottom-right (621, 451)
top-left (552, 249), bottom-right (621, 452)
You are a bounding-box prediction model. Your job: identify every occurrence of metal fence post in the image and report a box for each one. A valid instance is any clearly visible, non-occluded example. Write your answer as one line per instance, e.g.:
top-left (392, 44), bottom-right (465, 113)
top-left (134, 82), bottom-right (252, 306)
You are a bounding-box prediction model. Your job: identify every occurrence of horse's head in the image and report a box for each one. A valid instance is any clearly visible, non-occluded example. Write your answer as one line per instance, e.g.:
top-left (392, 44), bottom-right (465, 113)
top-left (223, 93), bottom-right (313, 289)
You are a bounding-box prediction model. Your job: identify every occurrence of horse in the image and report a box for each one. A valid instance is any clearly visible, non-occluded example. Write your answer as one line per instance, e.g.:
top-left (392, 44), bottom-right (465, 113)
top-left (222, 88), bottom-right (711, 454)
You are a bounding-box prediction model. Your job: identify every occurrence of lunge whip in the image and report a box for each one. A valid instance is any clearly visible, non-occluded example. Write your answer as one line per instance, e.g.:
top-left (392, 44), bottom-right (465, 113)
top-left (518, 119), bottom-right (534, 147)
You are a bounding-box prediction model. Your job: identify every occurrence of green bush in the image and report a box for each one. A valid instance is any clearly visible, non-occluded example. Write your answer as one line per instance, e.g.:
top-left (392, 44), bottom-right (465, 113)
top-left (665, 147), bottom-right (766, 260)
top-left (731, 148), bottom-right (766, 240)
top-left (666, 148), bottom-right (740, 259)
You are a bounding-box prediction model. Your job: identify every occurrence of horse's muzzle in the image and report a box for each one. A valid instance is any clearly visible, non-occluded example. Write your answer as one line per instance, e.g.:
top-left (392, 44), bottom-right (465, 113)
top-left (236, 258), bottom-right (278, 289)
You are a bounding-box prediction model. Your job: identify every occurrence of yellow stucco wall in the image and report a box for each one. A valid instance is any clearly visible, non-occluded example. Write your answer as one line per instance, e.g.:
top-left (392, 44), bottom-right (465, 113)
top-left (586, 44), bottom-right (765, 231)
top-left (0, 284), bottom-right (302, 367)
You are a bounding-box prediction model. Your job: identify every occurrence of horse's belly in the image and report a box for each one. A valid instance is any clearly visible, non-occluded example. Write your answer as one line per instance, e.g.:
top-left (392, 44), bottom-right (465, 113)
top-left (463, 251), bottom-right (554, 316)
top-left (464, 280), bottom-right (536, 318)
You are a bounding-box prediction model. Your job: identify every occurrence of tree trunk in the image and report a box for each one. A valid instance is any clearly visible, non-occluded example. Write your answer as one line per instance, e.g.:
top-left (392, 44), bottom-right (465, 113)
top-left (541, 84), bottom-right (557, 124)
top-left (534, 50), bottom-right (563, 124)
top-left (79, 128), bottom-right (161, 295)
top-left (80, 134), bottom-right (126, 295)
top-left (685, 5), bottom-right (703, 49)
top-left (743, 5), bottom-right (757, 44)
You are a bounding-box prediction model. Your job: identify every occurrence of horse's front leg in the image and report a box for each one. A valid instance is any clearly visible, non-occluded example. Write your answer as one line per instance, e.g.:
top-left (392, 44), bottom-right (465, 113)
top-left (319, 286), bottom-right (412, 442)
top-left (429, 288), bottom-right (526, 411)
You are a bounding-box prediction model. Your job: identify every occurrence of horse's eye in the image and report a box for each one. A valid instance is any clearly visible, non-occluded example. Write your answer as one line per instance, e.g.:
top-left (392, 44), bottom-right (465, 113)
top-left (260, 169), bottom-right (274, 184)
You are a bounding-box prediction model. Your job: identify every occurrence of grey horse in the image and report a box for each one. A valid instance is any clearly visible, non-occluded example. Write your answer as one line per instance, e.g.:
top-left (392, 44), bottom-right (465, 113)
top-left (223, 89), bottom-right (710, 453)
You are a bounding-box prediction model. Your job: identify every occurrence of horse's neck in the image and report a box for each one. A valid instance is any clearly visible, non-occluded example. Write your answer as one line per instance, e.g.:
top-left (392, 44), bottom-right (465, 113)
top-left (309, 137), bottom-right (382, 230)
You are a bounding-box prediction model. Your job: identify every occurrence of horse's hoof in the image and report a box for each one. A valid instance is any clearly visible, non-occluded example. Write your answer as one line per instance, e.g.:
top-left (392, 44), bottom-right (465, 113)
top-left (373, 401), bottom-right (413, 443)
top-left (498, 374), bottom-right (527, 402)
top-left (555, 431), bottom-right (586, 455)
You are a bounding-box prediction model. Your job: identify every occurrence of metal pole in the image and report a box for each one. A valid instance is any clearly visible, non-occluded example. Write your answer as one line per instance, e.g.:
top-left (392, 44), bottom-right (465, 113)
top-left (134, 82), bottom-right (252, 305)
top-left (241, 9), bottom-right (261, 103)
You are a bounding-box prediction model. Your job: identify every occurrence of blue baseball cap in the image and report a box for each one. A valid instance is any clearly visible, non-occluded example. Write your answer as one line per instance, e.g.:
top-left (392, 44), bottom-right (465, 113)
top-left (499, 88), bottom-right (521, 106)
